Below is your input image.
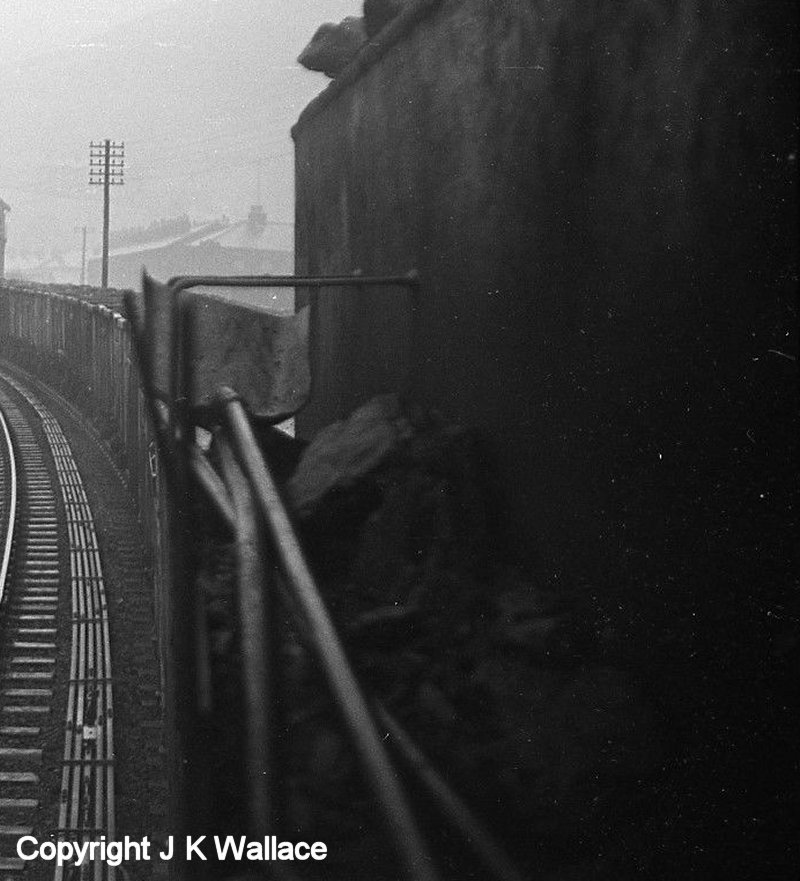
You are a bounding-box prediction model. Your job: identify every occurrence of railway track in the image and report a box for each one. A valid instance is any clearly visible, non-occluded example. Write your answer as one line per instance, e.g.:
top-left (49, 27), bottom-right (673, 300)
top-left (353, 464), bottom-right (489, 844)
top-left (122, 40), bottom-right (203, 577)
top-left (0, 373), bottom-right (115, 879)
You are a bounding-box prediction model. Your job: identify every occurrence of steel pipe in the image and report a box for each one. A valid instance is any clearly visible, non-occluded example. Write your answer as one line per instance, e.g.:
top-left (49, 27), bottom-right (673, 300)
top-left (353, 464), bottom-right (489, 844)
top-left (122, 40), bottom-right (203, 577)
top-left (218, 435), bottom-right (275, 838)
top-left (167, 271), bottom-right (419, 292)
top-left (221, 391), bottom-right (439, 881)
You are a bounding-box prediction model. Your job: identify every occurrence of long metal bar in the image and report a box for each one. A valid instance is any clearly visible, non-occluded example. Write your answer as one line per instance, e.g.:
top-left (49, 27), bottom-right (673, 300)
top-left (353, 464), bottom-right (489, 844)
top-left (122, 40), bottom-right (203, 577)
top-left (217, 436), bottom-right (274, 837)
top-left (166, 272), bottom-right (419, 292)
top-left (174, 301), bottom-right (212, 879)
top-left (162, 269), bottom-right (417, 434)
top-left (189, 446), bottom-right (236, 532)
top-left (264, 563), bottom-right (526, 881)
top-left (376, 706), bottom-right (528, 881)
top-left (221, 392), bottom-right (439, 881)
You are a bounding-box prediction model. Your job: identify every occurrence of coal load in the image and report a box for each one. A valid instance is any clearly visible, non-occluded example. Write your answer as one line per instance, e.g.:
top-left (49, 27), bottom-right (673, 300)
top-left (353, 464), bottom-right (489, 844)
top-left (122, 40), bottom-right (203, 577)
top-left (297, 17), bottom-right (366, 78)
top-left (196, 395), bottom-right (663, 877)
top-left (276, 394), bottom-right (663, 876)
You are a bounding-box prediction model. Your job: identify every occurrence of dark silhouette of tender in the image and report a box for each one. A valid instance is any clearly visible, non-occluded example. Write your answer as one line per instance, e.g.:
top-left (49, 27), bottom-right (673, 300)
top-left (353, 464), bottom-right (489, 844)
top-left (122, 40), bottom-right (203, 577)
top-left (364, 0), bottom-right (408, 38)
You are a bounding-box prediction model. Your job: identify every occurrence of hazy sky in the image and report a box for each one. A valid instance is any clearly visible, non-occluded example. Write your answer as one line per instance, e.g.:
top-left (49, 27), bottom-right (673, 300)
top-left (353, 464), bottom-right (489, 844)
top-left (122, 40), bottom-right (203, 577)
top-left (0, 1), bottom-right (359, 66)
top-left (0, 0), bottom-right (361, 265)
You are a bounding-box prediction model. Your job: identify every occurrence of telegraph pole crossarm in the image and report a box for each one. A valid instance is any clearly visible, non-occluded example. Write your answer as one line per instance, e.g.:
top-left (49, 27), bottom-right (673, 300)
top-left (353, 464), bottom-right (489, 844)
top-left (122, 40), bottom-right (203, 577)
top-left (89, 140), bottom-right (124, 289)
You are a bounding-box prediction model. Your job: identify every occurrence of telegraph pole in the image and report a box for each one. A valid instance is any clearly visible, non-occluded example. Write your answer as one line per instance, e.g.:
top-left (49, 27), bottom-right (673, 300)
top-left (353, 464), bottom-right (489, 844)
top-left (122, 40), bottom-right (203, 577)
top-left (0, 198), bottom-right (10, 280)
top-left (80, 226), bottom-right (87, 286)
top-left (89, 140), bottom-right (124, 289)
top-left (73, 224), bottom-right (93, 286)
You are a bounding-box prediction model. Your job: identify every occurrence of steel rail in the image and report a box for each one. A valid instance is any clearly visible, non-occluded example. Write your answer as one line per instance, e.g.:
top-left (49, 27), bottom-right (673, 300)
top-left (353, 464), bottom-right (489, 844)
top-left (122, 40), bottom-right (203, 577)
top-left (0, 407), bottom-right (17, 605)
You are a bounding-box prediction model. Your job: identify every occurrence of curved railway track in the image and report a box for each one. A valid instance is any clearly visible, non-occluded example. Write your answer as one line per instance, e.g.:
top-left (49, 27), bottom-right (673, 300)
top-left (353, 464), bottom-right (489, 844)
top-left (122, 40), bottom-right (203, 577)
top-left (0, 406), bottom-right (17, 605)
top-left (0, 372), bottom-right (115, 879)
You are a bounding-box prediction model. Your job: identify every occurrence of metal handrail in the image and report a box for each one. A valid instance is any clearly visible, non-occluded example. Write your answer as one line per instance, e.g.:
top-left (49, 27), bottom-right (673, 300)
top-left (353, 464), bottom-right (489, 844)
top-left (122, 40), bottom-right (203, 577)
top-left (127, 272), bottom-right (436, 880)
top-left (375, 706), bottom-right (527, 881)
top-left (124, 271), bottom-right (525, 881)
top-left (220, 391), bottom-right (439, 881)
top-left (190, 404), bottom-right (526, 881)
top-left (217, 435), bottom-right (274, 837)
top-left (165, 271), bottom-right (420, 292)
top-left (165, 272), bottom-right (437, 879)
